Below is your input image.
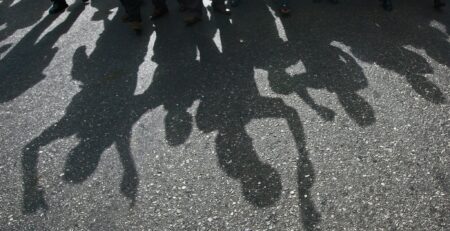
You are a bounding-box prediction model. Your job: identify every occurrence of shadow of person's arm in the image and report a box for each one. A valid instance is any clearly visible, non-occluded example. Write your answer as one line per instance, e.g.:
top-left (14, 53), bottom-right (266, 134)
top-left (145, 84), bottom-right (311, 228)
top-left (267, 68), bottom-right (336, 121)
top-left (248, 96), bottom-right (322, 230)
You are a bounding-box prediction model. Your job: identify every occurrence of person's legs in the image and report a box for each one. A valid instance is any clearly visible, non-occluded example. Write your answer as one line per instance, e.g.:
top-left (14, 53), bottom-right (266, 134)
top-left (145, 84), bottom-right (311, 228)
top-left (49, 0), bottom-right (68, 14)
top-left (120, 0), bottom-right (143, 31)
top-left (435, 0), bottom-right (446, 9)
top-left (230, 0), bottom-right (241, 7)
top-left (178, 0), bottom-right (187, 11)
top-left (382, 0), bottom-right (393, 11)
top-left (212, 0), bottom-right (231, 14)
top-left (120, 0), bottom-right (142, 21)
top-left (181, 0), bottom-right (203, 25)
top-left (280, 0), bottom-right (290, 16)
top-left (151, 0), bottom-right (169, 20)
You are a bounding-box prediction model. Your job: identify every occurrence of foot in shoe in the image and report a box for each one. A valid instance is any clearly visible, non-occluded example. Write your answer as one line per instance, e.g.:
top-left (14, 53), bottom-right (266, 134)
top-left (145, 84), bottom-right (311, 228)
top-left (128, 21), bottom-right (142, 32)
top-left (184, 16), bottom-right (202, 26)
top-left (280, 4), bottom-right (290, 16)
top-left (151, 7), bottom-right (168, 20)
top-left (49, 1), bottom-right (69, 14)
top-left (230, 0), bottom-right (240, 7)
top-left (382, 0), bottom-right (393, 11)
top-left (122, 15), bottom-right (131, 22)
top-left (212, 4), bottom-right (231, 15)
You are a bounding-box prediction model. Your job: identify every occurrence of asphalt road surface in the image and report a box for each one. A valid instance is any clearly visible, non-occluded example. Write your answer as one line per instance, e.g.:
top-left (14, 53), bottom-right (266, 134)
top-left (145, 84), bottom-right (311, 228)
top-left (1, 0), bottom-right (449, 230)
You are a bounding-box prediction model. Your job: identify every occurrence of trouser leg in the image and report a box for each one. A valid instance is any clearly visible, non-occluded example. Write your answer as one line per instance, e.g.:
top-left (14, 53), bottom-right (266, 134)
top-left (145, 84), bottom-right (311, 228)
top-left (212, 0), bottom-right (225, 7)
top-left (435, 0), bottom-right (446, 8)
top-left (180, 0), bottom-right (203, 17)
top-left (152, 0), bottom-right (168, 9)
top-left (51, 0), bottom-right (67, 4)
top-left (120, 0), bottom-right (142, 21)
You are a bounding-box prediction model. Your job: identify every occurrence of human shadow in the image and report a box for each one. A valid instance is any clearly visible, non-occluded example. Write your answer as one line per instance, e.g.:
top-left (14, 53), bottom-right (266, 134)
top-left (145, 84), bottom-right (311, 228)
top-left (0, 0), bottom-right (50, 43)
top-left (193, 14), bottom-right (284, 208)
top-left (134, 15), bottom-right (203, 147)
top-left (120, 2), bottom-right (321, 230)
top-left (21, 4), bottom-right (152, 213)
top-left (264, 0), bottom-right (448, 227)
top-left (267, 0), bottom-right (447, 111)
top-left (263, 0), bottom-right (376, 128)
top-left (132, 0), bottom-right (290, 213)
top-left (195, 3), bottom-right (321, 230)
top-left (268, 41), bottom-right (375, 126)
top-left (336, 0), bottom-right (448, 104)
top-left (20, 2), bottom-right (449, 231)
top-left (0, 3), bottom-right (85, 103)
top-left (90, 0), bottom-right (120, 22)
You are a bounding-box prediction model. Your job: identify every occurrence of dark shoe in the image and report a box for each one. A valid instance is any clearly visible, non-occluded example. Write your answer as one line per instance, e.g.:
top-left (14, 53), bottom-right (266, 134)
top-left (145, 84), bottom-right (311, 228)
top-left (184, 15), bottom-right (202, 26)
top-left (122, 14), bottom-right (141, 23)
top-left (128, 21), bottom-right (143, 33)
top-left (212, 4), bottom-right (231, 15)
top-left (122, 14), bottom-right (142, 33)
top-left (151, 7), bottom-right (168, 20)
top-left (179, 5), bottom-right (187, 12)
top-left (434, 0), bottom-right (446, 9)
top-left (49, 1), bottom-right (68, 14)
top-left (280, 4), bottom-right (291, 16)
top-left (382, 0), bottom-right (393, 11)
top-left (122, 14), bottom-right (132, 22)
top-left (230, 0), bottom-right (240, 7)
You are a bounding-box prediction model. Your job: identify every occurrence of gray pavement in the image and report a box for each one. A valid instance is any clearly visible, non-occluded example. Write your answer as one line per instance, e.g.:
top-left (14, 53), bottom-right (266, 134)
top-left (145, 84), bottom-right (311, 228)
top-left (0, 0), bottom-right (449, 230)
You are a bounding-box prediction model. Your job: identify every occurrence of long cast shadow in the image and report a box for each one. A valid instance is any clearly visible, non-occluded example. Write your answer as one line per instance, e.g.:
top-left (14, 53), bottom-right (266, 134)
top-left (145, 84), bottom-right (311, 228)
top-left (338, 0), bottom-right (448, 104)
top-left (135, 1), bottom-right (309, 218)
top-left (264, 0), bottom-right (376, 128)
top-left (19, 1), bottom-right (449, 230)
top-left (197, 3), bottom-right (322, 229)
top-left (127, 2), bottom-right (323, 230)
top-left (134, 15), bottom-right (203, 147)
top-left (0, 3), bottom-right (85, 103)
top-left (0, 0), bottom-right (50, 43)
top-left (21, 4), bottom-right (152, 213)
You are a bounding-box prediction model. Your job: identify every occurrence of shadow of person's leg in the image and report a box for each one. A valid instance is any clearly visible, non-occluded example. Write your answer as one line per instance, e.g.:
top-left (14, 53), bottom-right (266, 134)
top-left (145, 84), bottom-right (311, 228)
top-left (253, 97), bottom-right (322, 230)
top-left (116, 131), bottom-right (139, 207)
top-left (216, 125), bottom-right (282, 207)
top-left (22, 121), bottom-right (74, 214)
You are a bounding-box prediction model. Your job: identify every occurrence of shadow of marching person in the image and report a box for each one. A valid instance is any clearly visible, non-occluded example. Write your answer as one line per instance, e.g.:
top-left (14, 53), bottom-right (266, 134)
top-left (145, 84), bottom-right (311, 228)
top-left (412, 18), bottom-right (450, 71)
top-left (0, 3), bottom-right (85, 103)
top-left (194, 4), bottom-right (321, 229)
top-left (0, 0), bottom-right (50, 43)
top-left (21, 6), bottom-right (152, 214)
top-left (334, 4), bottom-right (447, 104)
top-left (388, 1), bottom-right (450, 83)
top-left (269, 40), bottom-right (375, 127)
top-left (90, 0), bottom-right (121, 22)
top-left (264, 0), bottom-right (376, 128)
top-left (133, 12), bottom-right (204, 147)
top-left (264, 1), bottom-right (377, 228)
